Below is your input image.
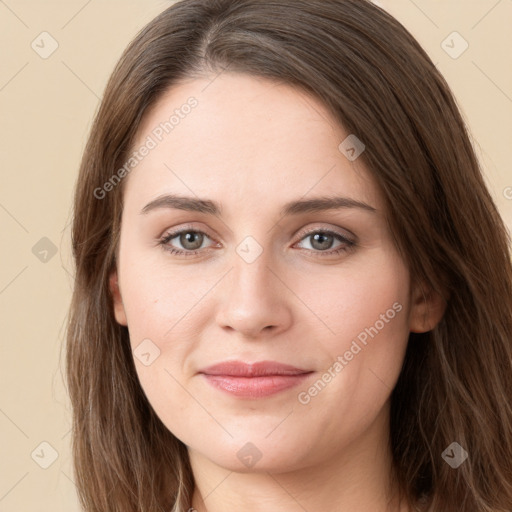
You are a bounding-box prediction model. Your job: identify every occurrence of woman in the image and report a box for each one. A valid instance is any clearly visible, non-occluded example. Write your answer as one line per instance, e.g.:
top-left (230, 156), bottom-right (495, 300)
top-left (65, 0), bottom-right (512, 510)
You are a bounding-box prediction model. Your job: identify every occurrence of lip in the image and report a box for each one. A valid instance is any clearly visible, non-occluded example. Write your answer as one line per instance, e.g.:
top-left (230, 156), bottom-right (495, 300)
top-left (199, 360), bottom-right (314, 399)
top-left (199, 360), bottom-right (311, 377)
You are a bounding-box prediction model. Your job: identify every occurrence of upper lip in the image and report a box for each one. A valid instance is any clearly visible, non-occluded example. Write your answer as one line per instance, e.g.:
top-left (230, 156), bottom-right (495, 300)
top-left (199, 360), bottom-right (312, 377)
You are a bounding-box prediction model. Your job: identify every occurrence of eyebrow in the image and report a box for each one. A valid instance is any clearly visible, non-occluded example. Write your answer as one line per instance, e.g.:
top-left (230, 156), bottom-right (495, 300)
top-left (140, 194), bottom-right (376, 216)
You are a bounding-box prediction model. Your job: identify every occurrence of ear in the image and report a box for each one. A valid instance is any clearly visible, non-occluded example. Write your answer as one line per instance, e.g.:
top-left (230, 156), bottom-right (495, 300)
top-left (409, 280), bottom-right (447, 333)
top-left (109, 270), bottom-right (128, 326)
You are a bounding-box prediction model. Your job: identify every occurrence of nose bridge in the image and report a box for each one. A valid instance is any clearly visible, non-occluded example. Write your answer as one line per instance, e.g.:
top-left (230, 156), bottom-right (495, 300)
top-left (215, 243), bottom-right (292, 337)
top-left (232, 247), bottom-right (274, 296)
top-left (228, 228), bottom-right (276, 294)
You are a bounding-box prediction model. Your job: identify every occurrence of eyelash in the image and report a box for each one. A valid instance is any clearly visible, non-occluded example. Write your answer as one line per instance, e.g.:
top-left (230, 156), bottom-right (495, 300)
top-left (158, 226), bottom-right (356, 258)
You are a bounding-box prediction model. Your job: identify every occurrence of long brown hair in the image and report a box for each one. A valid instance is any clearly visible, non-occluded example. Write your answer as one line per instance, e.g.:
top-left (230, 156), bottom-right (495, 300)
top-left (65, 0), bottom-right (512, 510)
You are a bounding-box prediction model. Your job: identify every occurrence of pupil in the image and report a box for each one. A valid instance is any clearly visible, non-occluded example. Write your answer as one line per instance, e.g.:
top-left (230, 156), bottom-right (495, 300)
top-left (312, 233), bottom-right (333, 250)
top-left (181, 232), bottom-right (203, 250)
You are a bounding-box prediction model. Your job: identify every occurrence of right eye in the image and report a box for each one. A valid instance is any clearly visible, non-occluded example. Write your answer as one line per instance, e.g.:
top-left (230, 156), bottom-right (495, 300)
top-left (159, 228), bottom-right (218, 256)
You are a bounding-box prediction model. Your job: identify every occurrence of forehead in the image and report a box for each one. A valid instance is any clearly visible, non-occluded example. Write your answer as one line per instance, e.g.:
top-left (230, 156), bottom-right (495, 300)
top-left (124, 72), bottom-right (380, 214)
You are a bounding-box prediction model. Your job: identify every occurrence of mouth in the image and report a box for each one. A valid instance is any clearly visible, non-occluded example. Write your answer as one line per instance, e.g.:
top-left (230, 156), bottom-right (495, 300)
top-left (198, 360), bottom-right (314, 399)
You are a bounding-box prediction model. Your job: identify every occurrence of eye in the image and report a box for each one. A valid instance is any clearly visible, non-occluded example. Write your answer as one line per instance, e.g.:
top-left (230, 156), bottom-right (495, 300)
top-left (158, 226), bottom-right (356, 258)
top-left (159, 228), bottom-right (217, 256)
top-left (294, 229), bottom-right (355, 256)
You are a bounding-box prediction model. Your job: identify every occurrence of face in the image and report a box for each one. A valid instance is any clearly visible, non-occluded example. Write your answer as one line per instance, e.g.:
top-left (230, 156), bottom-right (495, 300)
top-left (110, 72), bottom-right (441, 473)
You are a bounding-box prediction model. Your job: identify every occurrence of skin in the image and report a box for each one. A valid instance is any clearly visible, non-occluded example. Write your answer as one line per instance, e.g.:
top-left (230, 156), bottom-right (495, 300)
top-left (110, 72), bottom-right (445, 511)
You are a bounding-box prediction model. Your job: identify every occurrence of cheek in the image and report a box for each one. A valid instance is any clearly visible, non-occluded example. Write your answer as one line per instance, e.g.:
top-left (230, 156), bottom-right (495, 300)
top-left (117, 240), bottom-right (214, 346)
top-left (292, 248), bottom-right (411, 414)
top-left (116, 249), bottom-right (217, 430)
top-left (295, 249), bottom-right (411, 354)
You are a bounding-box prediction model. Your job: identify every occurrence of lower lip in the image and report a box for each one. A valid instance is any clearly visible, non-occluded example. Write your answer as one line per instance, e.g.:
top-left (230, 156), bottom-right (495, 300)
top-left (201, 373), bottom-right (313, 398)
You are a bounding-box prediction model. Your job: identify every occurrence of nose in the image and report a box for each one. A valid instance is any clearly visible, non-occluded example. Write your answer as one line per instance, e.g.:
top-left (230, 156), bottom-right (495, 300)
top-left (214, 252), bottom-right (293, 339)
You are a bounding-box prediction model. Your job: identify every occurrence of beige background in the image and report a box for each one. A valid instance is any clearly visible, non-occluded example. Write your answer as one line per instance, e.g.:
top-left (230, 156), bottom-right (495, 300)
top-left (0, 0), bottom-right (511, 509)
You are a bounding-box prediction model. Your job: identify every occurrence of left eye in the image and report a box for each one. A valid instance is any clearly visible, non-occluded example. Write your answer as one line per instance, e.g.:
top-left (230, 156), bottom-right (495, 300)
top-left (295, 231), bottom-right (351, 252)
